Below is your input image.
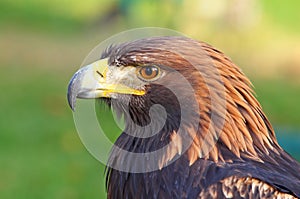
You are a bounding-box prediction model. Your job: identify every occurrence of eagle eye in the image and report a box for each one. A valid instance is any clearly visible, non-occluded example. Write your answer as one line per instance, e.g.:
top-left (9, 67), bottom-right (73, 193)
top-left (137, 65), bottom-right (160, 81)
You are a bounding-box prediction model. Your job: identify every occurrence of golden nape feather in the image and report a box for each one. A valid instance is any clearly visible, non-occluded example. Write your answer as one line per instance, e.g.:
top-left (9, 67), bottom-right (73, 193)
top-left (186, 42), bottom-right (279, 165)
top-left (68, 36), bottom-right (300, 199)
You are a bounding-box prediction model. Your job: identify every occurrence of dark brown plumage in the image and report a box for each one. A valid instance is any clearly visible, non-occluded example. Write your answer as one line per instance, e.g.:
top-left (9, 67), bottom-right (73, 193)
top-left (68, 36), bottom-right (300, 198)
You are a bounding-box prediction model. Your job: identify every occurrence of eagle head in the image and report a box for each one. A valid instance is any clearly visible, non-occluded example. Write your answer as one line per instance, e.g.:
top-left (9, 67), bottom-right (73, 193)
top-left (68, 36), bottom-right (278, 165)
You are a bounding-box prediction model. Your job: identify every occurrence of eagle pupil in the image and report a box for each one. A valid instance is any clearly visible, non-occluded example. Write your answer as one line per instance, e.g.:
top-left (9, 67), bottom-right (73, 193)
top-left (145, 67), bottom-right (154, 76)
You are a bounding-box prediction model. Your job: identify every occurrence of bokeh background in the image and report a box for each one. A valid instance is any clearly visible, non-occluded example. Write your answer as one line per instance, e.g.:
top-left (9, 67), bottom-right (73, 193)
top-left (1, 0), bottom-right (300, 198)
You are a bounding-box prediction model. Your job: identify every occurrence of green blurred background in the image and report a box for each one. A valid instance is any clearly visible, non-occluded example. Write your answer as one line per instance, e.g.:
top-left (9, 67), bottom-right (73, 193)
top-left (1, 0), bottom-right (300, 198)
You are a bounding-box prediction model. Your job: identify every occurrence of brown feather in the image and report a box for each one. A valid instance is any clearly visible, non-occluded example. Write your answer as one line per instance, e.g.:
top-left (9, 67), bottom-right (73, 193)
top-left (198, 176), bottom-right (297, 199)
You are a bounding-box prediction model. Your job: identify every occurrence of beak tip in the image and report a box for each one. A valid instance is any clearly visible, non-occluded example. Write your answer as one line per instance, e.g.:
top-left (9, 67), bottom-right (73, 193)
top-left (67, 73), bottom-right (79, 111)
top-left (67, 66), bottom-right (88, 111)
top-left (67, 92), bottom-right (76, 111)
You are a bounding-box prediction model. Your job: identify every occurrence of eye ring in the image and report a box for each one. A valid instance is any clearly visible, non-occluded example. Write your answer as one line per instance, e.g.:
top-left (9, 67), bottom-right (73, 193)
top-left (137, 65), bottom-right (160, 81)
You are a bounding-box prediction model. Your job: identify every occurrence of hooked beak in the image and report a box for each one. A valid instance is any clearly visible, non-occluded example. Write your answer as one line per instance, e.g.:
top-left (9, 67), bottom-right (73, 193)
top-left (67, 58), bottom-right (145, 111)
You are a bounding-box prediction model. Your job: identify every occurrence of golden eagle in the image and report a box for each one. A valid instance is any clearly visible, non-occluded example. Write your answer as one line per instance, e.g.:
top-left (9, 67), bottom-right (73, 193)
top-left (67, 36), bottom-right (300, 198)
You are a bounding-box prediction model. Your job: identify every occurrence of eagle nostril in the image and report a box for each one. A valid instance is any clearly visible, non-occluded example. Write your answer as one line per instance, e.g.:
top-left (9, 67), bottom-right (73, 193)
top-left (96, 71), bottom-right (104, 78)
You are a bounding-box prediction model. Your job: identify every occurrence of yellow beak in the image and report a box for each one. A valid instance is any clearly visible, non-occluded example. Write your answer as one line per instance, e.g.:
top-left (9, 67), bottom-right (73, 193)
top-left (67, 59), bottom-right (145, 111)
